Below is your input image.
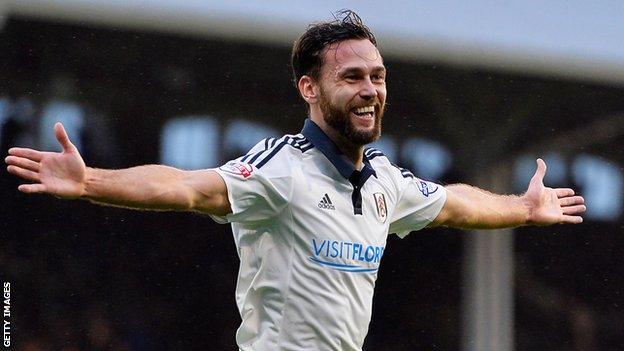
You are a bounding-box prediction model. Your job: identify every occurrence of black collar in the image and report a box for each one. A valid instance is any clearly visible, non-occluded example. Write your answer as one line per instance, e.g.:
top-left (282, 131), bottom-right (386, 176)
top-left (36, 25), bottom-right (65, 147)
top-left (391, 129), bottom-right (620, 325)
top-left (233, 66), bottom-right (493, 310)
top-left (301, 118), bottom-right (376, 182)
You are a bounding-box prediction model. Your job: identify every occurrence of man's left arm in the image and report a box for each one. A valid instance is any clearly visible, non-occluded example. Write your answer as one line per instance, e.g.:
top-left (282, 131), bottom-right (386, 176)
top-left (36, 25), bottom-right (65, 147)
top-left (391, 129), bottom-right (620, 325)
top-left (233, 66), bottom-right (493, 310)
top-left (429, 159), bottom-right (586, 229)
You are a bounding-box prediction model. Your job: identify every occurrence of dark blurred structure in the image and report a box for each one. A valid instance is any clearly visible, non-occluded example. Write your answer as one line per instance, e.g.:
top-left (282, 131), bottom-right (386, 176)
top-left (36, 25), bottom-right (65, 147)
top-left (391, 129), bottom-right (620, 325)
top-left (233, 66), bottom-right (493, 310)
top-left (0, 17), bottom-right (623, 350)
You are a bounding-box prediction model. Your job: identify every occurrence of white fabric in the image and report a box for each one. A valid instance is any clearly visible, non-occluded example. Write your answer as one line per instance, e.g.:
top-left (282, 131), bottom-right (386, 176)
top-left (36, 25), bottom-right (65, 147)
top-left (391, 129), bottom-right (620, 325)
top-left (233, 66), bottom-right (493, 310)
top-left (211, 134), bottom-right (446, 351)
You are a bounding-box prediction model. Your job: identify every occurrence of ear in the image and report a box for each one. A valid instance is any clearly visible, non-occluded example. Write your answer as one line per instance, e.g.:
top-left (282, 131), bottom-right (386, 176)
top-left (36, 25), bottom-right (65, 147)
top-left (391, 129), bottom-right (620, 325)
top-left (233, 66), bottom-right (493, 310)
top-left (298, 75), bottom-right (319, 104)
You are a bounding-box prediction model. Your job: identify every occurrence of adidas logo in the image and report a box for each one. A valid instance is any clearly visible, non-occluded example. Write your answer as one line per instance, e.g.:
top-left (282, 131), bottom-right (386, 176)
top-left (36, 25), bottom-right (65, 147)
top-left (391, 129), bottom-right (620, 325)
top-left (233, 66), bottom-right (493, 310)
top-left (317, 193), bottom-right (335, 210)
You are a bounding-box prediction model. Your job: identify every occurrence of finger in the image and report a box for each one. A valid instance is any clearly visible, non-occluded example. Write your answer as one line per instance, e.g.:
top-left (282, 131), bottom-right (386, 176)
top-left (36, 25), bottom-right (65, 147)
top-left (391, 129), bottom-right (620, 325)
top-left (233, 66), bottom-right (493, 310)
top-left (562, 204), bottom-right (587, 215)
top-left (530, 158), bottom-right (547, 185)
top-left (560, 215), bottom-right (583, 224)
top-left (555, 188), bottom-right (575, 197)
top-left (560, 196), bottom-right (584, 206)
top-left (55, 122), bottom-right (76, 152)
top-left (6, 165), bottom-right (41, 182)
top-left (8, 147), bottom-right (44, 162)
top-left (5, 156), bottom-right (40, 172)
top-left (17, 183), bottom-right (47, 194)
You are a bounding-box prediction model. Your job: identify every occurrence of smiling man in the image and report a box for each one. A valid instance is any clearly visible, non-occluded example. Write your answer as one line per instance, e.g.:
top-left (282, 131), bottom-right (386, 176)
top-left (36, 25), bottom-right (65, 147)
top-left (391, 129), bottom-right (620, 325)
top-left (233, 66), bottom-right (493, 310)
top-left (4, 10), bottom-right (585, 351)
top-left (308, 39), bottom-right (386, 147)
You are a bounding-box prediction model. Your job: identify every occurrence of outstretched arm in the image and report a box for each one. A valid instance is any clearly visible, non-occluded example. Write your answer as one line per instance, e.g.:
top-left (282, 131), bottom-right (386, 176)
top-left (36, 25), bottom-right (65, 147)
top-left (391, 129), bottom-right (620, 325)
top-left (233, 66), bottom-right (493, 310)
top-left (429, 159), bottom-right (586, 229)
top-left (5, 122), bottom-right (231, 215)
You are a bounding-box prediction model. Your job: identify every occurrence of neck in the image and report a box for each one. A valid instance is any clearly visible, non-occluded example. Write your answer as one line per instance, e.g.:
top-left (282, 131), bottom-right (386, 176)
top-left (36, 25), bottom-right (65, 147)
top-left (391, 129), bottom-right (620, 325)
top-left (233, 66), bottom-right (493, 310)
top-left (310, 112), bottom-right (364, 169)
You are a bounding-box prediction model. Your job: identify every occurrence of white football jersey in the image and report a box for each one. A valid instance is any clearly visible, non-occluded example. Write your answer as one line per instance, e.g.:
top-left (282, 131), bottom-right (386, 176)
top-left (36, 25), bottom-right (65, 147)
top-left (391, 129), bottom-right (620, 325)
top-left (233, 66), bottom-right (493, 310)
top-left (211, 119), bottom-right (446, 351)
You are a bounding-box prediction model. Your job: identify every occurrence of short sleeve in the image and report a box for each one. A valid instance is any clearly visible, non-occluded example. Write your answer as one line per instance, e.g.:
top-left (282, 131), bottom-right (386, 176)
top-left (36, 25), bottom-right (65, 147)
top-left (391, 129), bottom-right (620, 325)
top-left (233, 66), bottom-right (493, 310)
top-left (209, 139), bottom-right (292, 224)
top-left (388, 177), bottom-right (447, 238)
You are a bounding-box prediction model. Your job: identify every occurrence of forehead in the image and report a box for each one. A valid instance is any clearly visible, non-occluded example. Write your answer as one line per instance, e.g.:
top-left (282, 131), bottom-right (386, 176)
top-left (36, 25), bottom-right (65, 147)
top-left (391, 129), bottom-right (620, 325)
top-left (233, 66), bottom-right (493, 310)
top-left (321, 39), bottom-right (383, 75)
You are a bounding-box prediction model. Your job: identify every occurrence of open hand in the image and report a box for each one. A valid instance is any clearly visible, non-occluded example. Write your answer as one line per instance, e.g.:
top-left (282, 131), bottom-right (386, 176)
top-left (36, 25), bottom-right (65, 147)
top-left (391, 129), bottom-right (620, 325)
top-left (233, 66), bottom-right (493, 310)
top-left (5, 122), bottom-right (86, 199)
top-left (522, 158), bottom-right (586, 225)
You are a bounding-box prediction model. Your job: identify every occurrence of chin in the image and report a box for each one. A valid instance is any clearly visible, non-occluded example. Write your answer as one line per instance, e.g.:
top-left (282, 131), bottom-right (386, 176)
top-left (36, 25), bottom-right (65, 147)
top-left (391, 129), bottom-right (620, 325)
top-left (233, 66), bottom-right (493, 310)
top-left (346, 126), bottom-right (380, 145)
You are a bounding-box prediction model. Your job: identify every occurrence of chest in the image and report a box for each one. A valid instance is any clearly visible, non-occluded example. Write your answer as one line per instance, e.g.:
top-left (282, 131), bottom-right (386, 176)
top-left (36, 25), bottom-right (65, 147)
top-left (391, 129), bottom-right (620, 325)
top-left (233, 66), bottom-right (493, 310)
top-left (290, 165), bottom-right (396, 246)
top-left (288, 168), bottom-right (396, 273)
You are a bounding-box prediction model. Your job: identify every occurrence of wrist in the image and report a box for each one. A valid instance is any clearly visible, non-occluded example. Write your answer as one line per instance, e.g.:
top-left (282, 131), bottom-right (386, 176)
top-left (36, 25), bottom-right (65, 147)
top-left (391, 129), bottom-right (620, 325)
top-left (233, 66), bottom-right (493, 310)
top-left (81, 167), bottom-right (96, 199)
top-left (519, 194), bottom-right (533, 225)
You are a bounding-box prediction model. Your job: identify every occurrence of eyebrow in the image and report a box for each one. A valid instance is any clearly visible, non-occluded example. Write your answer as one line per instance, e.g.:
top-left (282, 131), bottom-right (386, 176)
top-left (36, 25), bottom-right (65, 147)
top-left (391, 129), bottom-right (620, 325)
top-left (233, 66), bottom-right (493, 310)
top-left (339, 65), bottom-right (386, 76)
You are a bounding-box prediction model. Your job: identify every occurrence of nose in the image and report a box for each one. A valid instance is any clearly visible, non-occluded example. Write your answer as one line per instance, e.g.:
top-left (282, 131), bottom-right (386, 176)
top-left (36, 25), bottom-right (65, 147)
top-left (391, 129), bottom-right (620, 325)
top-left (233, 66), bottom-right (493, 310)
top-left (359, 77), bottom-right (378, 100)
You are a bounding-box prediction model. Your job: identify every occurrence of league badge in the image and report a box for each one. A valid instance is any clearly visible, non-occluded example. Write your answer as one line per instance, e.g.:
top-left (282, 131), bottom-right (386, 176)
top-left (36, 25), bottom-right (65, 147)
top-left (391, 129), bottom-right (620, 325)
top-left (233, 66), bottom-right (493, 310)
top-left (416, 179), bottom-right (438, 197)
top-left (220, 161), bottom-right (254, 179)
top-left (373, 193), bottom-right (387, 223)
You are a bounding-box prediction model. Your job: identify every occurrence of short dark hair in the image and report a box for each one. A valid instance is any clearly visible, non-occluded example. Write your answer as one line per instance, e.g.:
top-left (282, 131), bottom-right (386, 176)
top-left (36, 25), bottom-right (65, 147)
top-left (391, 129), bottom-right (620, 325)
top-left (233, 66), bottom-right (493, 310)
top-left (291, 9), bottom-right (377, 87)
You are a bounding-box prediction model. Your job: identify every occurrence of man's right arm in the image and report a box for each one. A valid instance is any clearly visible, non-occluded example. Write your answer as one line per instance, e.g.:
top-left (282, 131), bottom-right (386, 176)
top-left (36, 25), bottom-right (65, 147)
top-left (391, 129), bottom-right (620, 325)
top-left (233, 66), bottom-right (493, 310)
top-left (5, 122), bottom-right (231, 215)
top-left (83, 166), bottom-right (231, 214)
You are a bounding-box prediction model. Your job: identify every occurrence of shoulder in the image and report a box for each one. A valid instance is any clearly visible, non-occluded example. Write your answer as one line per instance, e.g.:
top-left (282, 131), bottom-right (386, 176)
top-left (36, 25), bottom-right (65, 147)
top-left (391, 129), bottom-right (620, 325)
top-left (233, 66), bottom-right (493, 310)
top-left (230, 133), bottom-right (314, 176)
top-left (365, 147), bottom-right (414, 179)
top-left (365, 147), bottom-right (429, 199)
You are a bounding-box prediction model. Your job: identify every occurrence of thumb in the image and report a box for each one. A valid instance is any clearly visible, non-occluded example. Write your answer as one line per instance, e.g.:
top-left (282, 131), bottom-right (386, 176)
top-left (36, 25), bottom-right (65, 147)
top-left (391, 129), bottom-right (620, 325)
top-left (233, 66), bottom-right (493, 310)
top-left (530, 158), bottom-right (547, 186)
top-left (54, 122), bottom-right (76, 152)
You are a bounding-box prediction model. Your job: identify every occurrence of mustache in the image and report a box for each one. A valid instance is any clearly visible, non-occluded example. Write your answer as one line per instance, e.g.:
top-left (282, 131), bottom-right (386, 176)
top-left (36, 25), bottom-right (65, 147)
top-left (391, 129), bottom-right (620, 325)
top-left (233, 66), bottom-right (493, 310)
top-left (347, 99), bottom-right (384, 111)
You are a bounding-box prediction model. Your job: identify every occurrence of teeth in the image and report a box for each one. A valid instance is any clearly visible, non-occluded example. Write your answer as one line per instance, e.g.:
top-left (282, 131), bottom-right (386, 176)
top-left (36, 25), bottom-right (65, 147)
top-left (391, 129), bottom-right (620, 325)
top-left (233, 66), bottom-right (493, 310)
top-left (354, 106), bottom-right (375, 114)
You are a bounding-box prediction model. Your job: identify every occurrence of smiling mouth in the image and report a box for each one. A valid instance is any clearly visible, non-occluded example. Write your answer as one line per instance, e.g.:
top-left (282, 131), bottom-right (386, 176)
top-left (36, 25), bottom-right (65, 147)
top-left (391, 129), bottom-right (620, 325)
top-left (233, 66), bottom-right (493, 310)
top-left (351, 105), bottom-right (375, 120)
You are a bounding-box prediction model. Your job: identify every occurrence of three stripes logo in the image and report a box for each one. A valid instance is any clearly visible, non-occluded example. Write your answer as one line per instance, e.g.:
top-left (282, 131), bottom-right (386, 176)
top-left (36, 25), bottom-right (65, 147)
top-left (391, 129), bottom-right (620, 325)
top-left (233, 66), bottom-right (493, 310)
top-left (317, 193), bottom-right (336, 210)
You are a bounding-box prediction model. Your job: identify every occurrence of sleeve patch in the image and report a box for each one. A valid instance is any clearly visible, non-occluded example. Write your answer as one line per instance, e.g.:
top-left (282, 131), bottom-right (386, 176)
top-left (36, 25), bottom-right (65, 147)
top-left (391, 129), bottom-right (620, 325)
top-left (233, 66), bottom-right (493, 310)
top-left (416, 179), bottom-right (439, 197)
top-left (220, 161), bottom-right (254, 179)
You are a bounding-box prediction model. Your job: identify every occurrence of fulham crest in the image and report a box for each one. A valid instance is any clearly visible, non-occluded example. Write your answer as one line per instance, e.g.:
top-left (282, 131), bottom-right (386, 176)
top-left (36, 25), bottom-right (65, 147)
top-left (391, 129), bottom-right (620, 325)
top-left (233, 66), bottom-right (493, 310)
top-left (373, 193), bottom-right (387, 223)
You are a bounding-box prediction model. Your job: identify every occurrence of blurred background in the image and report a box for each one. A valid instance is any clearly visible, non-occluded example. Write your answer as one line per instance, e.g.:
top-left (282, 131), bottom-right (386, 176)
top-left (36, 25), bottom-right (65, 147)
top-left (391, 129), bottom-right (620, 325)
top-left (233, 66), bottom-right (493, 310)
top-left (1, 1), bottom-right (623, 350)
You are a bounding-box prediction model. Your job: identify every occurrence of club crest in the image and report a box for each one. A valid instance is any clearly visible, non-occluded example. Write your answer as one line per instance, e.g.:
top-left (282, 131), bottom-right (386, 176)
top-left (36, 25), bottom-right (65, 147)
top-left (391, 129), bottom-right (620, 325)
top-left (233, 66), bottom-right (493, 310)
top-left (373, 193), bottom-right (387, 223)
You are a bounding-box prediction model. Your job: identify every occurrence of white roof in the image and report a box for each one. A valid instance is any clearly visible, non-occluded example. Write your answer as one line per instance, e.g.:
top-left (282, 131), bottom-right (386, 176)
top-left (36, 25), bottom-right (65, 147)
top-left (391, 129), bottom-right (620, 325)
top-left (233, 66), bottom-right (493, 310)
top-left (5, 0), bottom-right (624, 84)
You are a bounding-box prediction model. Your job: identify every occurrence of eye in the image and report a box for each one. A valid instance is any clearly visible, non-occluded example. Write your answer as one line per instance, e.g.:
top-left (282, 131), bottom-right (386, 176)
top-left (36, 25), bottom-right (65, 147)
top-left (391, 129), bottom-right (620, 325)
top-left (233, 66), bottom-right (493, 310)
top-left (372, 74), bottom-right (385, 82)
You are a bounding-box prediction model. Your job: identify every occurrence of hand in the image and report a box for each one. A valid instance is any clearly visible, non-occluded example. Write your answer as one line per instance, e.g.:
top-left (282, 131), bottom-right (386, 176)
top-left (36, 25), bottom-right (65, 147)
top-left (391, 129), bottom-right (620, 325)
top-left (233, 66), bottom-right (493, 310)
top-left (5, 122), bottom-right (86, 199)
top-left (522, 158), bottom-right (586, 225)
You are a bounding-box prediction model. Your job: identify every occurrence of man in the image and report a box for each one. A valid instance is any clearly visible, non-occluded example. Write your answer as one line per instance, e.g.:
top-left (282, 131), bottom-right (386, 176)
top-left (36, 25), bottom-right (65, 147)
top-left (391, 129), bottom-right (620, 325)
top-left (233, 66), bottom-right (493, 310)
top-left (5, 10), bottom-right (585, 351)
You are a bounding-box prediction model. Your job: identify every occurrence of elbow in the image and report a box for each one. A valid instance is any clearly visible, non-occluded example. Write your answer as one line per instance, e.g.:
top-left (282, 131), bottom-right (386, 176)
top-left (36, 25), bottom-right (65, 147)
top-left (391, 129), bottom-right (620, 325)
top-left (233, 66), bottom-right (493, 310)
top-left (444, 212), bottom-right (478, 229)
top-left (181, 169), bottom-right (232, 215)
top-left (190, 188), bottom-right (231, 216)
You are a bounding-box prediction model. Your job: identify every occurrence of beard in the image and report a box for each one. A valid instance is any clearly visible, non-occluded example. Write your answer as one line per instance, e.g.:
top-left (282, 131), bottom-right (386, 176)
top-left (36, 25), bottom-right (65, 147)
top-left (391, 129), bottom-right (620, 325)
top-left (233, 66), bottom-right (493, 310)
top-left (318, 87), bottom-right (384, 145)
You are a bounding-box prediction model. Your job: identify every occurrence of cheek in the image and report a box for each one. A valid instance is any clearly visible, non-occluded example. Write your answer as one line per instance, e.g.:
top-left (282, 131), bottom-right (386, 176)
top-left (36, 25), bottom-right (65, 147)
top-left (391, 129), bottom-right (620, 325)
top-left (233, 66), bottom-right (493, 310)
top-left (332, 88), bottom-right (354, 106)
top-left (378, 87), bottom-right (387, 101)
